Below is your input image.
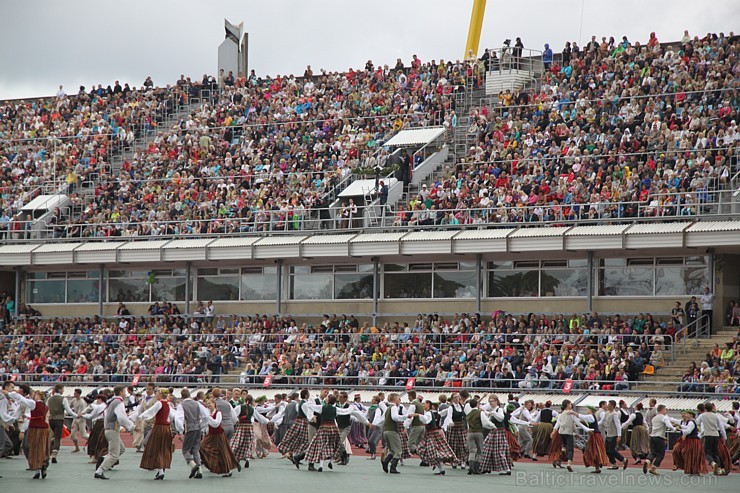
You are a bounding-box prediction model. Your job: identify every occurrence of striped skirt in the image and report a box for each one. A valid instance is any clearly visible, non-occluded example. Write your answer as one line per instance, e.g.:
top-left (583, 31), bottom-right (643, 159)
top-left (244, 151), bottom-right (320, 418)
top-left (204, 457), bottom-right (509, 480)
top-left (201, 431), bottom-right (239, 474)
top-left (349, 421), bottom-right (367, 447)
top-left (532, 422), bottom-right (553, 456)
top-left (583, 432), bottom-right (609, 468)
top-left (727, 433), bottom-right (740, 461)
top-left (446, 422), bottom-right (468, 465)
top-left (506, 429), bottom-right (521, 460)
top-left (548, 430), bottom-right (566, 462)
top-left (682, 437), bottom-right (708, 475)
top-left (479, 428), bottom-right (513, 473)
top-left (87, 420), bottom-right (104, 458)
top-left (630, 425), bottom-right (649, 458)
top-left (718, 437), bottom-right (732, 474)
top-left (397, 423), bottom-right (411, 459)
top-left (139, 423), bottom-right (173, 470)
top-left (419, 428), bottom-right (456, 466)
top-left (27, 427), bottom-right (50, 471)
top-left (672, 436), bottom-right (685, 470)
top-left (230, 423), bottom-right (254, 461)
top-left (278, 417), bottom-right (310, 456)
top-left (305, 423), bottom-right (341, 464)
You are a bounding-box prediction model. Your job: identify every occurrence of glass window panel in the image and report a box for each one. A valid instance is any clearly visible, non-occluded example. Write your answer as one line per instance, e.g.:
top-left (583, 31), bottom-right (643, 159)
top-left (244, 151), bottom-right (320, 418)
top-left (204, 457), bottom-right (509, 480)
top-left (220, 268), bottom-right (239, 275)
top-left (109, 278), bottom-right (149, 302)
top-left (311, 266), bottom-right (334, 273)
top-left (152, 269), bottom-right (173, 276)
top-left (488, 261), bottom-right (513, 269)
top-left (655, 267), bottom-right (685, 295)
top-left (358, 264), bottom-right (374, 272)
top-left (488, 270), bottom-right (538, 297)
top-left (601, 259), bottom-right (625, 267)
top-left (541, 269), bottom-right (588, 297)
top-left (335, 274), bottom-right (373, 299)
top-left (334, 265), bottom-right (358, 273)
top-left (47, 272), bottom-right (67, 279)
top-left (151, 277), bottom-right (186, 301)
top-left (199, 268), bottom-right (218, 276)
top-left (291, 265), bottom-right (310, 274)
top-left (384, 272), bottom-right (432, 298)
top-left (198, 276), bottom-right (240, 301)
top-left (409, 263), bottom-right (433, 271)
top-left (384, 264), bottom-right (406, 272)
top-left (67, 271), bottom-right (87, 278)
top-left (459, 261), bottom-right (477, 269)
top-left (242, 267), bottom-right (262, 274)
top-left (290, 274), bottom-right (333, 300)
top-left (67, 279), bottom-right (101, 303)
top-left (28, 280), bottom-right (65, 303)
top-left (684, 266), bottom-right (709, 295)
top-left (434, 271), bottom-right (477, 298)
top-left (599, 268), bottom-right (653, 296)
top-left (434, 263), bottom-right (459, 271)
top-left (108, 270), bottom-right (128, 278)
top-left (241, 274), bottom-right (277, 301)
top-left (27, 272), bottom-right (46, 280)
top-left (264, 266), bottom-right (277, 275)
top-left (568, 259), bottom-right (588, 267)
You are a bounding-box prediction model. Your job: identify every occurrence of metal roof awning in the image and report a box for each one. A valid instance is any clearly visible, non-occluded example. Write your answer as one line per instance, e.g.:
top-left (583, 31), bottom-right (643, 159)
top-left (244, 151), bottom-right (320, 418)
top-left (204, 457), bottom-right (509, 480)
top-left (685, 220), bottom-right (740, 247)
top-left (21, 194), bottom-right (67, 212)
top-left (624, 222), bottom-right (691, 249)
top-left (162, 239), bottom-right (214, 262)
top-left (400, 231), bottom-right (457, 256)
top-left (349, 232), bottom-right (406, 257)
top-left (383, 127), bottom-right (446, 147)
top-left (32, 242), bottom-right (82, 265)
top-left (74, 241), bottom-right (122, 264)
top-left (0, 244), bottom-right (40, 266)
top-left (565, 225), bottom-right (629, 250)
top-left (339, 178), bottom-right (398, 198)
top-left (301, 234), bottom-right (356, 258)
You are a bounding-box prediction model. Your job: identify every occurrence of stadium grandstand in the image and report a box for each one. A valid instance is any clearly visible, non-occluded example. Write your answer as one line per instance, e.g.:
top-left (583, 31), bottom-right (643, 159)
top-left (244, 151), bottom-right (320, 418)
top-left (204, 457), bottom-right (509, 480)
top-left (0, 27), bottom-right (739, 417)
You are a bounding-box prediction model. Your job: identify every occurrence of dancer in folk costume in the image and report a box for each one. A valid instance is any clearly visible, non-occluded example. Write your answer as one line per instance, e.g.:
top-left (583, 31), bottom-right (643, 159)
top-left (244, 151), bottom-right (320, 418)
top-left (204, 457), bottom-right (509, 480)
top-left (199, 397), bottom-right (241, 477)
top-left (253, 396), bottom-right (275, 458)
top-left (8, 385), bottom-right (49, 479)
top-left (679, 409), bottom-right (708, 475)
top-left (445, 392), bottom-right (469, 468)
top-left (380, 393), bottom-right (407, 474)
top-left (334, 391), bottom-right (354, 465)
top-left (622, 402), bottom-right (649, 464)
top-left (84, 390), bottom-right (111, 463)
top-left (136, 389), bottom-right (175, 480)
top-left (644, 404), bottom-right (681, 475)
top-left (465, 398), bottom-right (485, 475)
top-left (94, 386), bottom-right (136, 480)
top-left (278, 389), bottom-right (314, 460)
top-left (617, 400), bottom-right (631, 451)
top-left (671, 413), bottom-right (688, 472)
top-left (726, 402), bottom-right (740, 463)
top-left (300, 394), bottom-right (367, 472)
top-left (349, 393), bottom-right (368, 449)
top-left (549, 399), bottom-right (589, 472)
top-left (365, 396), bottom-right (385, 460)
top-left (478, 396), bottom-right (524, 475)
top-left (396, 402), bottom-right (412, 462)
top-left (511, 399), bottom-right (537, 460)
top-left (503, 404), bottom-right (523, 460)
top-left (174, 389), bottom-right (212, 480)
top-left (578, 406), bottom-right (609, 473)
top-left (417, 400), bottom-right (457, 475)
top-left (532, 400), bottom-right (558, 458)
top-left (273, 393), bottom-right (297, 449)
top-left (599, 400), bottom-right (629, 470)
top-left (230, 394), bottom-right (270, 468)
top-left (697, 402), bottom-right (728, 475)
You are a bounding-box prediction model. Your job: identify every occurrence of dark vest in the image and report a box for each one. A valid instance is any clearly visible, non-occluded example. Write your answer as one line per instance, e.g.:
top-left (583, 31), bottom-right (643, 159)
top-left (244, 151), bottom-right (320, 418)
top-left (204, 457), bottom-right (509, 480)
top-left (336, 403), bottom-right (351, 428)
top-left (451, 404), bottom-right (465, 423)
top-left (384, 405), bottom-right (398, 432)
top-left (238, 404), bottom-right (254, 423)
top-left (632, 412), bottom-right (644, 427)
top-left (426, 410), bottom-right (441, 430)
top-left (411, 400), bottom-right (424, 427)
top-left (466, 409), bottom-right (482, 433)
top-left (321, 404), bottom-right (337, 424)
top-left (686, 419), bottom-right (699, 439)
top-left (296, 400), bottom-right (307, 419)
top-left (540, 408), bottom-right (553, 423)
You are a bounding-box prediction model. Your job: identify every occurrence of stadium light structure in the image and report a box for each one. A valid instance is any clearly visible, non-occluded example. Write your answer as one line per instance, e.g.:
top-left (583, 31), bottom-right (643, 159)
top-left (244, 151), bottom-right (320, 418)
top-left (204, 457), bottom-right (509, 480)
top-left (464, 0), bottom-right (486, 59)
top-left (218, 19), bottom-right (248, 80)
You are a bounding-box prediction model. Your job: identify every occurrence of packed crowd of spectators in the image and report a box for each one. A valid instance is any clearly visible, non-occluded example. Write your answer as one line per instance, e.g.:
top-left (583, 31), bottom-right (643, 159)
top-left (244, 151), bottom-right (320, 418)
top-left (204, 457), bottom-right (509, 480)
top-left (0, 82), bottom-right (195, 238)
top-left (679, 326), bottom-right (740, 394)
top-left (2, 56), bottom-right (474, 239)
top-left (398, 31), bottom-right (738, 226)
top-left (3, 307), bottom-right (735, 393)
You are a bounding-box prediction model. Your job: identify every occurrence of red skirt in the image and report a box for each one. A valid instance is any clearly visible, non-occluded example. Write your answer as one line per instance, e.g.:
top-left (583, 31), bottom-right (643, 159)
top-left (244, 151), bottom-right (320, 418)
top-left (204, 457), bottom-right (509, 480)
top-left (682, 437), bottom-right (708, 475)
top-left (672, 436), bottom-right (685, 470)
top-left (548, 430), bottom-right (566, 462)
top-left (583, 432), bottom-right (609, 468)
top-left (139, 423), bottom-right (173, 470)
top-left (27, 427), bottom-right (50, 470)
top-left (718, 437), bottom-right (732, 474)
top-left (506, 429), bottom-right (521, 460)
top-left (201, 431), bottom-right (239, 474)
top-left (418, 429), bottom-right (456, 466)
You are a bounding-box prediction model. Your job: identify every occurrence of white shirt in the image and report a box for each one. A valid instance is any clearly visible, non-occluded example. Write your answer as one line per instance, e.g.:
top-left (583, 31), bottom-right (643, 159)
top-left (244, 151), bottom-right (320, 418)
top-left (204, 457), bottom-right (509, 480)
top-left (8, 392), bottom-right (35, 431)
top-left (110, 397), bottom-right (135, 431)
top-left (82, 402), bottom-right (106, 421)
top-left (137, 400), bottom-right (175, 423)
top-left (701, 292), bottom-right (714, 311)
top-left (173, 398), bottom-right (212, 434)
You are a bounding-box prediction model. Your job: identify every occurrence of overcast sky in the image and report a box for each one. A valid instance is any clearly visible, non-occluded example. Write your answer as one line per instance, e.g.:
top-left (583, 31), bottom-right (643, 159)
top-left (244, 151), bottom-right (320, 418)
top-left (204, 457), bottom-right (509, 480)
top-left (0, 0), bottom-right (737, 100)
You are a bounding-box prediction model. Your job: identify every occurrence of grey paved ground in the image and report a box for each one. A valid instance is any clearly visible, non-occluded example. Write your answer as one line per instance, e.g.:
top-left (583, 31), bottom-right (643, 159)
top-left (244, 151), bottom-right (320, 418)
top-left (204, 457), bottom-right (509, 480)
top-left (1, 447), bottom-right (738, 492)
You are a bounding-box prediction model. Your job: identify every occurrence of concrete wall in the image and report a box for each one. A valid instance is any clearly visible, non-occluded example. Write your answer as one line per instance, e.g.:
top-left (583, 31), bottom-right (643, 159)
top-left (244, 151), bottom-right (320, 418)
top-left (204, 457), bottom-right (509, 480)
top-left (717, 254), bottom-right (740, 329)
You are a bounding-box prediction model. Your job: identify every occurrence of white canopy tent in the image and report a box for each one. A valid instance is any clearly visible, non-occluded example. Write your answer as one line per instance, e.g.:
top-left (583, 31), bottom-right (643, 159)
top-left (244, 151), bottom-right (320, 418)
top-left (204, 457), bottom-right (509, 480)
top-left (383, 126), bottom-right (446, 147)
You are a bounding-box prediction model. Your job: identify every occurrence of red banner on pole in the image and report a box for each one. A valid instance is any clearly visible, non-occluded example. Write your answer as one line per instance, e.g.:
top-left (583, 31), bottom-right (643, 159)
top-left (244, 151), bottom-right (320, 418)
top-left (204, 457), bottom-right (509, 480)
top-left (563, 378), bottom-right (573, 393)
top-left (405, 378), bottom-right (415, 391)
top-left (263, 374), bottom-right (273, 388)
top-left (132, 374), bottom-right (141, 387)
top-left (10, 374), bottom-right (17, 382)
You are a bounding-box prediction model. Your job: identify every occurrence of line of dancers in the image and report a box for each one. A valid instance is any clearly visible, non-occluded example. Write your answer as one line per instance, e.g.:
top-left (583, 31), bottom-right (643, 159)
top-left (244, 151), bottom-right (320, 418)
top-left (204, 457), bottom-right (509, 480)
top-left (1, 380), bottom-right (739, 480)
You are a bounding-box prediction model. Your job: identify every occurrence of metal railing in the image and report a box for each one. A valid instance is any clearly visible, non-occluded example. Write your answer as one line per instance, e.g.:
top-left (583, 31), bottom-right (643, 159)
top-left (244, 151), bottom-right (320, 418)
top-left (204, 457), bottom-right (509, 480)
top-left (1, 197), bottom-right (736, 242)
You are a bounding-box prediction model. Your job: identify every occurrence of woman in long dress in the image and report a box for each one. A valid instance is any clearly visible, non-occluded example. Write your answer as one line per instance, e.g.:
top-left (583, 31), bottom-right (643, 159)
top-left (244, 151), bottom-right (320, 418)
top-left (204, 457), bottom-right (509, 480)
top-left (137, 389), bottom-right (175, 480)
top-left (416, 400), bottom-right (457, 475)
top-left (26, 389), bottom-right (51, 479)
top-left (532, 401), bottom-right (557, 458)
top-left (200, 398), bottom-right (241, 477)
top-left (253, 396), bottom-right (275, 458)
top-left (81, 394), bottom-right (108, 464)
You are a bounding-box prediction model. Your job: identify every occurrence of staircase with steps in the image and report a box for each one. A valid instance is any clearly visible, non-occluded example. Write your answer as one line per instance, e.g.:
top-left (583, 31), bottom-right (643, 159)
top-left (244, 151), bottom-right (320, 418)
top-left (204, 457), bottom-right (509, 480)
top-left (636, 326), bottom-right (739, 392)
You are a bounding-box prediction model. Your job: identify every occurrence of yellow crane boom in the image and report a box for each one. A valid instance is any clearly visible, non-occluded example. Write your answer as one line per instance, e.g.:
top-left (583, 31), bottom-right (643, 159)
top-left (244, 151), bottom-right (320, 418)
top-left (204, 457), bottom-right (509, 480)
top-left (464, 0), bottom-right (487, 60)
